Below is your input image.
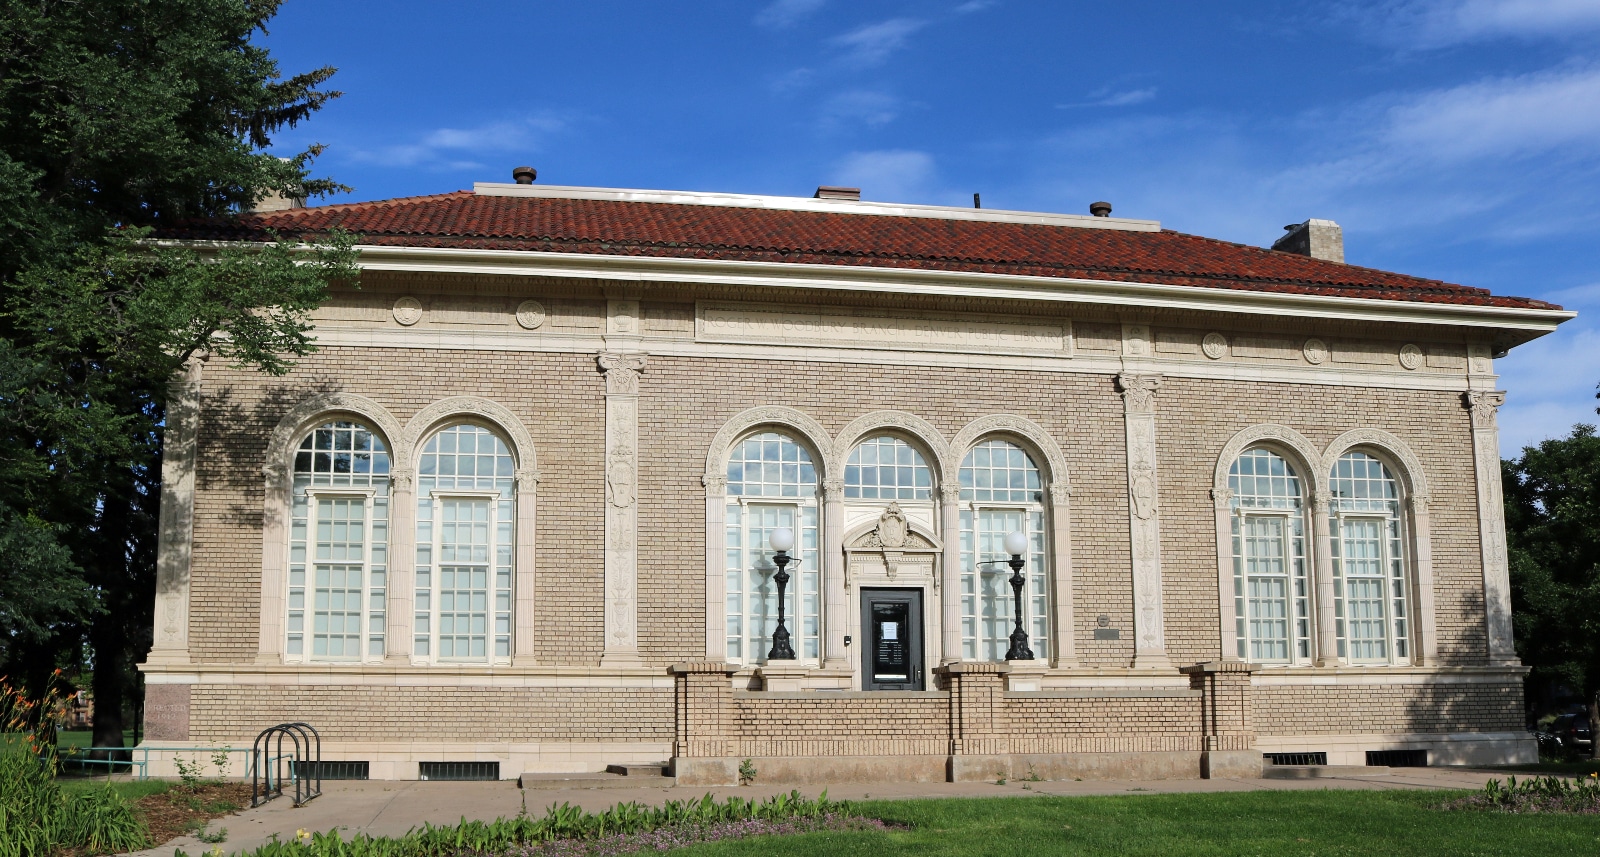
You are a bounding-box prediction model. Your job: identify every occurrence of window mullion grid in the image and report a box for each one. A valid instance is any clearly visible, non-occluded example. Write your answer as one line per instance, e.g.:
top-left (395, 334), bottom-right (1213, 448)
top-left (1387, 503), bottom-right (1409, 662)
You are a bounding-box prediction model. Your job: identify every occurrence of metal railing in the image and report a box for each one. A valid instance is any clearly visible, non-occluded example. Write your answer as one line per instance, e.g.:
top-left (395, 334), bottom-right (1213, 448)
top-left (56, 745), bottom-right (255, 781)
top-left (251, 722), bottom-right (322, 808)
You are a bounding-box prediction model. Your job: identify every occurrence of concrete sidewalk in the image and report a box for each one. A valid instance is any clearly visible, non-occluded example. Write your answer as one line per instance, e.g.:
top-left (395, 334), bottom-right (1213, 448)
top-left (128, 767), bottom-right (1508, 857)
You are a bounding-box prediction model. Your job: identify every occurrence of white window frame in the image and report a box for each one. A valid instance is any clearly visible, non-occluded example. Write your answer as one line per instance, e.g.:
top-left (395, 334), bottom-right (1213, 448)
top-left (959, 500), bottom-right (1049, 662)
top-left (418, 490), bottom-right (512, 665)
top-left (725, 495), bottom-right (820, 666)
top-left (292, 487), bottom-right (383, 664)
top-left (1332, 510), bottom-right (1411, 665)
top-left (1233, 507), bottom-right (1312, 666)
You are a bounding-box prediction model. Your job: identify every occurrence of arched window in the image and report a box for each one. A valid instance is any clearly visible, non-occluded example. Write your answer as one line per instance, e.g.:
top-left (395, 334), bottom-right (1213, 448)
top-left (414, 424), bottom-right (515, 662)
top-left (725, 431), bottom-right (820, 664)
top-left (958, 439), bottom-right (1048, 661)
top-left (1228, 448), bottom-right (1311, 664)
top-left (287, 421), bottom-right (391, 661)
top-left (845, 436), bottom-right (933, 500)
top-left (1329, 451), bottom-right (1410, 664)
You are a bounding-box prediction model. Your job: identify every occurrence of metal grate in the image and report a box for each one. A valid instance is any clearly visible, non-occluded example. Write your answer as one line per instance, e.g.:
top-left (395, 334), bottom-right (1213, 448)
top-left (1367, 749), bottom-right (1428, 768)
top-left (1264, 752), bottom-right (1327, 766)
top-left (292, 760), bottom-right (369, 780)
top-left (418, 761), bottom-right (500, 781)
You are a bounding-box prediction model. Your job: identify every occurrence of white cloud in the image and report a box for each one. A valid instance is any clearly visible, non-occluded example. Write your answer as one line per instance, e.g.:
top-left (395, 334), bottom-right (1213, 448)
top-left (819, 90), bottom-right (901, 127)
top-left (755, 0), bottom-right (826, 29)
top-left (831, 150), bottom-right (937, 201)
top-left (1381, 67), bottom-right (1600, 163)
top-left (1058, 87), bottom-right (1157, 109)
top-left (954, 0), bottom-right (999, 13)
top-left (1371, 0), bottom-right (1600, 47)
top-left (829, 18), bottom-right (927, 67)
top-left (348, 116), bottom-right (565, 170)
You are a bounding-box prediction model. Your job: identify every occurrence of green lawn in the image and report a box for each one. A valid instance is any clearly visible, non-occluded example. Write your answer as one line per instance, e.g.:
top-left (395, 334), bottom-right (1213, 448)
top-left (673, 790), bottom-right (1600, 856)
top-left (56, 729), bottom-right (135, 751)
top-left (56, 777), bottom-right (171, 801)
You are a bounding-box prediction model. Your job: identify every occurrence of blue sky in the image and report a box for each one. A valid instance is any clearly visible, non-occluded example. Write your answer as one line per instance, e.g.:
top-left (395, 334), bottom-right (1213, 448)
top-left (261, 0), bottom-right (1600, 455)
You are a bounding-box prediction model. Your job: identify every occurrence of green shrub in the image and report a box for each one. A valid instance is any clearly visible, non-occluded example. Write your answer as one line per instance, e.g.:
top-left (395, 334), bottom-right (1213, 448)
top-left (178, 790), bottom-right (852, 857)
top-left (0, 678), bottom-right (150, 857)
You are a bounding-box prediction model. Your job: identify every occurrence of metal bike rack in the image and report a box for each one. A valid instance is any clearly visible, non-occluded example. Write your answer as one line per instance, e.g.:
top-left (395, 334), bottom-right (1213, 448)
top-left (251, 722), bottom-right (322, 807)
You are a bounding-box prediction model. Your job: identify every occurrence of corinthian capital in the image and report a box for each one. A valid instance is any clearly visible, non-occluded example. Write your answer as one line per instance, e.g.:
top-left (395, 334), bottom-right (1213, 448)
top-left (597, 352), bottom-right (648, 395)
top-left (1116, 373), bottom-right (1162, 413)
top-left (1463, 390), bottom-right (1506, 431)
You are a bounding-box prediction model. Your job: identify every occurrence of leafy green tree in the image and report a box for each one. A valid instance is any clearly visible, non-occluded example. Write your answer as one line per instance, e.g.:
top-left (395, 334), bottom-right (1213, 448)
top-left (1504, 401), bottom-right (1600, 755)
top-left (0, 0), bottom-right (356, 747)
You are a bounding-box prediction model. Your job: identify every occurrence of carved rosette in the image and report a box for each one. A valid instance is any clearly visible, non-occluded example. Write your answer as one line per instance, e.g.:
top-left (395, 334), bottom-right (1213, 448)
top-left (392, 296), bottom-right (423, 326)
top-left (1201, 332), bottom-right (1228, 360)
top-left (597, 352), bottom-right (648, 395)
top-left (1464, 390), bottom-right (1506, 431)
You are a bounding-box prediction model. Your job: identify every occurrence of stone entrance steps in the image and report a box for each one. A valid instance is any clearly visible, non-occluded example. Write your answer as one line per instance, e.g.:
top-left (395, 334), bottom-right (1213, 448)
top-left (517, 763), bottom-right (671, 790)
top-left (1263, 764), bottom-right (1393, 779)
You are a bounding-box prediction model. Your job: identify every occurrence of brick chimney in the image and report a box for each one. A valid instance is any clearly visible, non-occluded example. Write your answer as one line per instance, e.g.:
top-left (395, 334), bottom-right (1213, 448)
top-left (249, 190), bottom-right (304, 214)
top-left (1272, 219), bottom-right (1343, 263)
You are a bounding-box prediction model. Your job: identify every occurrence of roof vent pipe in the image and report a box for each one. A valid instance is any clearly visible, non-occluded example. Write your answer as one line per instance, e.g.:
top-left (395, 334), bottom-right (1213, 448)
top-left (1089, 201), bottom-right (1112, 217)
top-left (814, 186), bottom-right (861, 201)
top-left (512, 166), bottom-right (537, 184)
top-left (1272, 219), bottom-right (1344, 263)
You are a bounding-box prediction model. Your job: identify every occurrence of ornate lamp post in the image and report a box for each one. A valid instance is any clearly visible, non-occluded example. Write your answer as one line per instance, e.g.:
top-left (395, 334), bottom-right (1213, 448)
top-left (1002, 530), bottom-right (1035, 661)
top-left (766, 527), bottom-right (797, 661)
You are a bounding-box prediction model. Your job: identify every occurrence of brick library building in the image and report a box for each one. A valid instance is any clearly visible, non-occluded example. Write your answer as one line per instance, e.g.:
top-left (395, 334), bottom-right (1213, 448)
top-left (139, 175), bottom-right (1572, 784)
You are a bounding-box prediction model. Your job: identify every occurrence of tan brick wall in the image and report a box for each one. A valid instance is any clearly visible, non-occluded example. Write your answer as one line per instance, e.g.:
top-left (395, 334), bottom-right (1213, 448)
top-left (733, 694), bottom-right (951, 757)
top-left (187, 686), bottom-right (673, 744)
top-left (1007, 695), bottom-right (1204, 753)
top-left (1156, 377), bottom-right (1486, 665)
top-left (1254, 681), bottom-right (1524, 736)
top-left (188, 348), bottom-right (605, 664)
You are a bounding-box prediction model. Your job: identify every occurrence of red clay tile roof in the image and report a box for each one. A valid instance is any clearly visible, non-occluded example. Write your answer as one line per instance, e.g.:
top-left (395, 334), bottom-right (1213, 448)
top-left (164, 190), bottom-right (1558, 310)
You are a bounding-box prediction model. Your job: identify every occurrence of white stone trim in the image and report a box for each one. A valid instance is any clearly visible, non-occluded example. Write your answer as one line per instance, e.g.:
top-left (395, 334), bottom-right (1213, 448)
top-left (401, 398), bottom-right (540, 665)
top-left (1115, 373), bottom-right (1169, 668)
top-left (598, 352), bottom-right (647, 665)
top-left (1320, 429), bottom-right (1438, 666)
top-left (1254, 731), bottom-right (1536, 766)
top-left (149, 358), bottom-right (204, 666)
top-left (299, 326), bottom-right (1496, 395)
top-left (1463, 391), bottom-right (1517, 664)
top-left (323, 244), bottom-right (1572, 335)
top-left (257, 394), bottom-right (404, 664)
top-left (950, 415), bottom-right (1076, 667)
top-left (701, 406), bottom-right (834, 661)
top-left (1211, 425), bottom-right (1325, 664)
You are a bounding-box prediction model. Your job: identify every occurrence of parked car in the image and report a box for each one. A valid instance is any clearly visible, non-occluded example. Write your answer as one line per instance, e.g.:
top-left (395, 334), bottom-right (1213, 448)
top-left (1537, 713), bottom-right (1595, 760)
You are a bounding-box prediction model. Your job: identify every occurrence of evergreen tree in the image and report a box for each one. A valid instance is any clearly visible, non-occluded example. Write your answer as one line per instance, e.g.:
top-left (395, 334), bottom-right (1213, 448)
top-left (0, 0), bottom-right (356, 748)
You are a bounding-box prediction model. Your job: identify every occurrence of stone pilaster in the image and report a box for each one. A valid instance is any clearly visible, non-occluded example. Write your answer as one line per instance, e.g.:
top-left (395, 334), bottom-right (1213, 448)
top-left (148, 356), bottom-right (203, 666)
top-left (670, 661), bottom-right (739, 785)
top-left (822, 478), bottom-right (848, 668)
top-left (1117, 372), bottom-right (1170, 669)
top-left (386, 470), bottom-right (416, 662)
top-left (939, 483), bottom-right (963, 664)
top-left (512, 467), bottom-right (540, 665)
top-left (1310, 488), bottom-right (1339, 666)
top-left (1465, 391), bottom-right (1517, 665)
top-left (599, 351), bottom-right (647, 666)
top-left (1181, 661), bottom-right (1260, 778)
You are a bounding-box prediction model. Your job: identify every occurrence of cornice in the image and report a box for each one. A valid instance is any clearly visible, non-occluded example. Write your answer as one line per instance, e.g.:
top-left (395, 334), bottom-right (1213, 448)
top-left (335, 244), bottom-right (1573, 338)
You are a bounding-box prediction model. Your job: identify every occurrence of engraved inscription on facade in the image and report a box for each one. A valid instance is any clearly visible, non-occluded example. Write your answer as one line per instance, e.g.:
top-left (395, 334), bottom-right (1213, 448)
top-left (697, 302), bottom-right (1068, 356)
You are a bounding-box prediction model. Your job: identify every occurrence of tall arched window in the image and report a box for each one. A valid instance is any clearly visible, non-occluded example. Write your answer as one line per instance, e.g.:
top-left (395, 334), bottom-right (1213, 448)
top-left (1228, 448), bottom-right (1311, 664)
top-left (414, 424), bottom-right (515, 662)
top-left (958, 439), bottom-right (1048, 661)
top-left (1329, 451), bottom-right (1410, 664)
top-left (287, 421), bottom-right (390, 661)
top-left (725, 431), bottom-right (820, 664)
top-left (845, 436), bottom-right (933, 500)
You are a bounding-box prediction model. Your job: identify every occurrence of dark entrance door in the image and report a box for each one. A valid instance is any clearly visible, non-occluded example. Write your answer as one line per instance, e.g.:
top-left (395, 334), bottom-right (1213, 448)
top-left (861, 588), bottom-right (924, 691)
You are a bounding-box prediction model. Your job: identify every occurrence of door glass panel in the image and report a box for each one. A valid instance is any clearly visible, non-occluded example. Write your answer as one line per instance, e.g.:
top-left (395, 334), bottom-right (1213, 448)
top-left (871, 601), bottom-right (911, 682)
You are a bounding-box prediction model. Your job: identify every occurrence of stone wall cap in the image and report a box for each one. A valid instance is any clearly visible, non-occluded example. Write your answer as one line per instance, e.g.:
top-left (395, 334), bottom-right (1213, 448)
top-left (1180, 660), bottom-right (1257, 675)
top-left (670, 661), bottom-right (741, 675)
top-left (934, 662), bottom-right (1011, 675)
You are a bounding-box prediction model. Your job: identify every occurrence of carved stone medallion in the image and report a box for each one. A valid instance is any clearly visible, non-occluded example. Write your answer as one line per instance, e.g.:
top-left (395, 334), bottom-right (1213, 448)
top-left (1201, 332), bottom-right (1228, 360)
top-left (515, 300), bottom-right (547, 330)
top-left (876, 503), bottom-right (909, 548)
top-left (1303, 338), bottom-right (1328, 365)
top-left (607, 443), bottom-right (636, 508)
top-left (1399, 343), bottom-right (1424, 371)
top-left (392, 296), bottom-right (423, 326)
